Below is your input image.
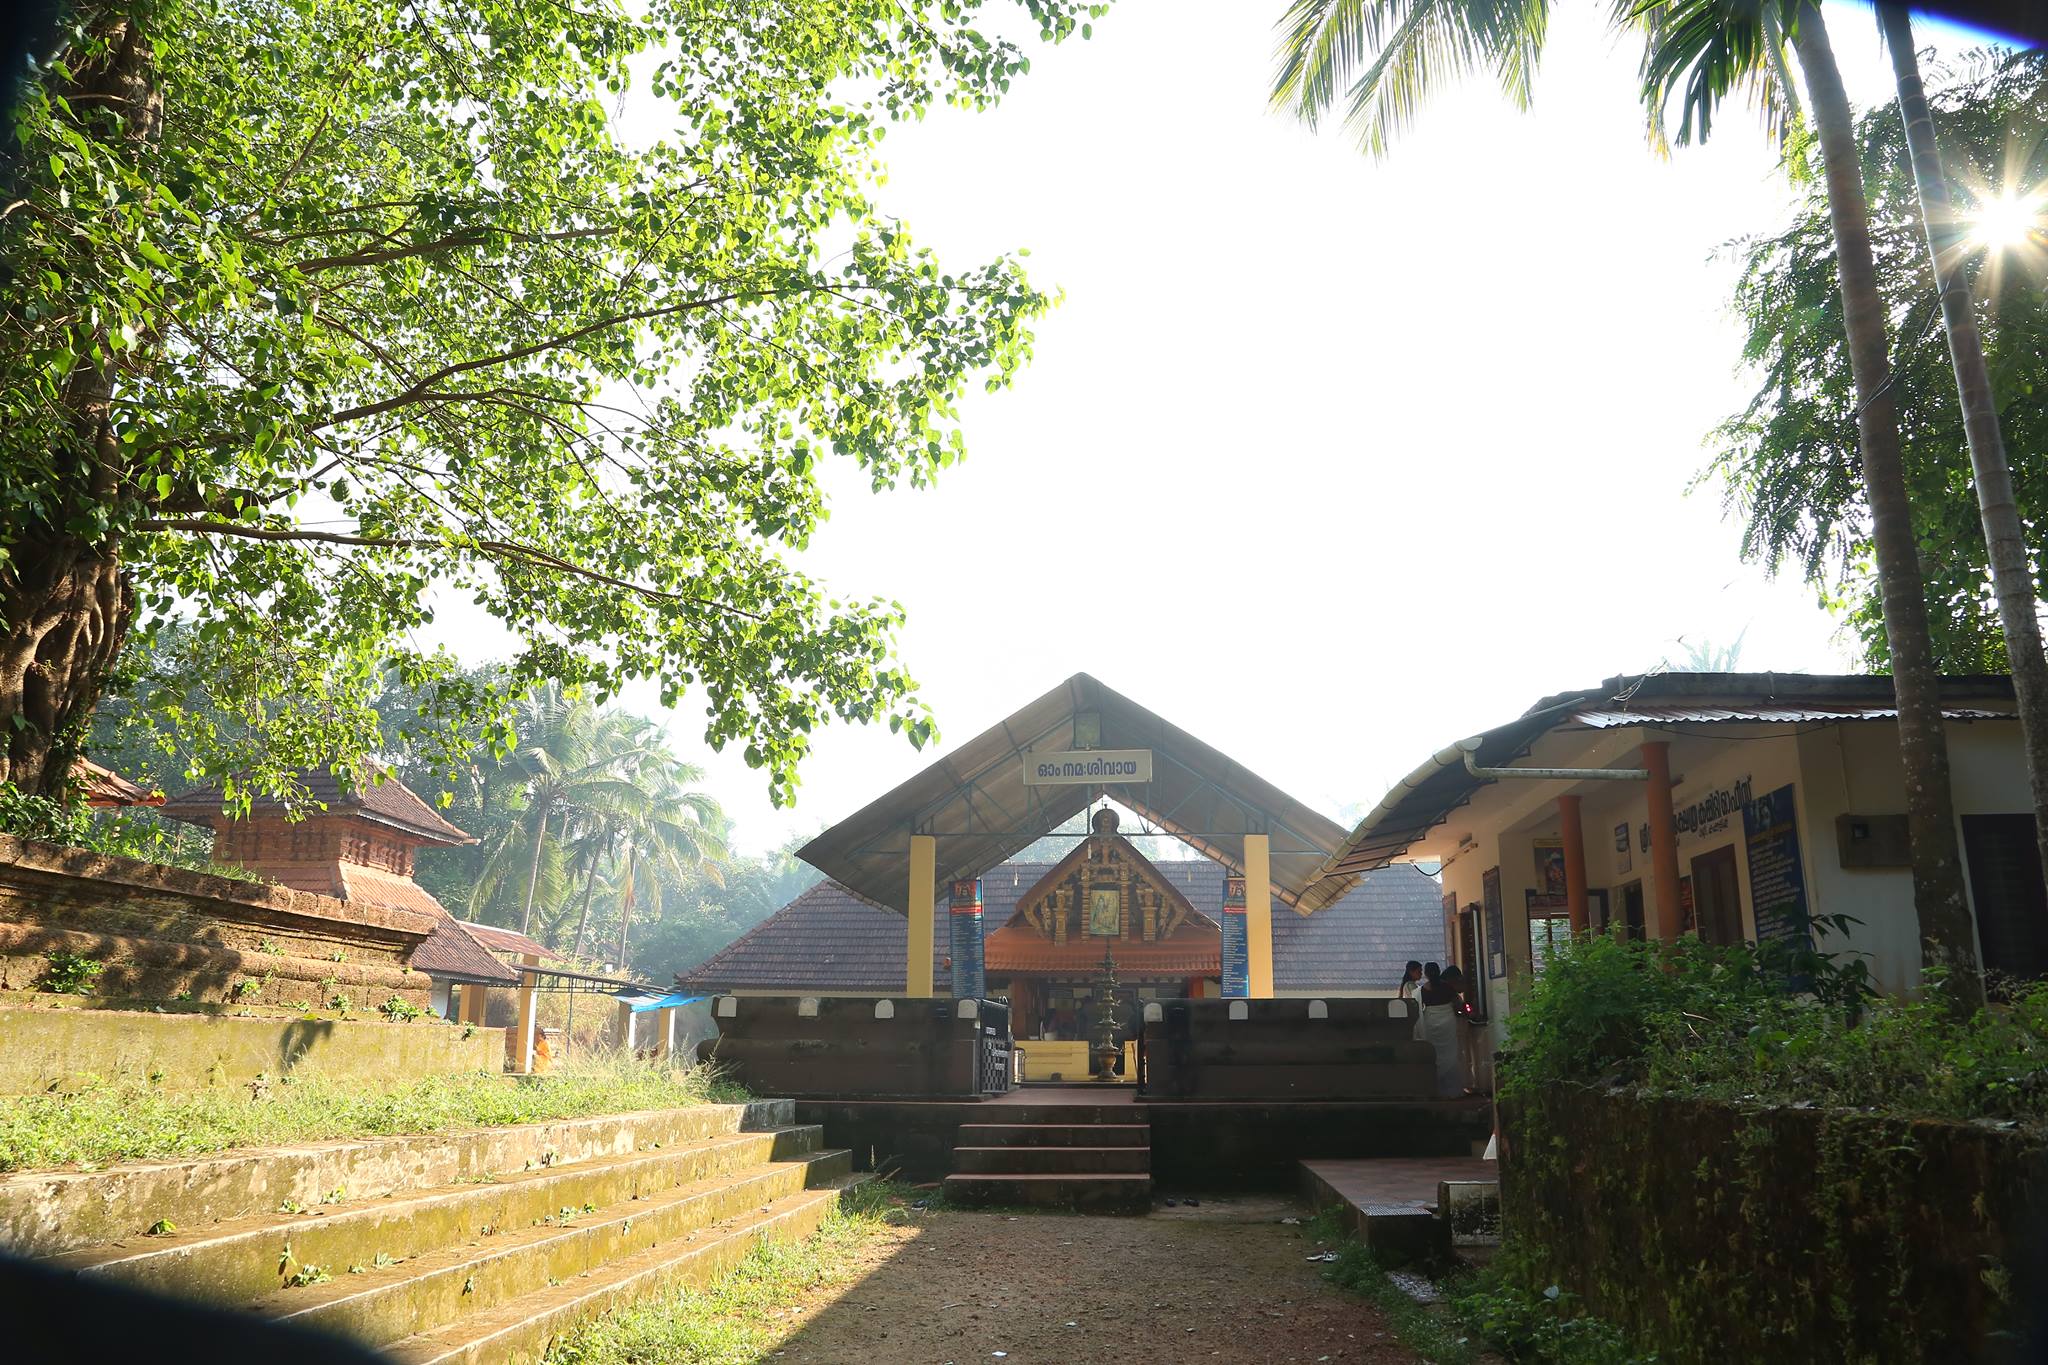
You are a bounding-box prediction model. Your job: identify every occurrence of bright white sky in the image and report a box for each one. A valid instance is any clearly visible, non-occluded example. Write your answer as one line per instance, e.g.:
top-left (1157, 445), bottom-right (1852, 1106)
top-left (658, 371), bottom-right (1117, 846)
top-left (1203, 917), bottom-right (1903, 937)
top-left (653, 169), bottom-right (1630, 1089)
top-left (454, 1), bottom-right (2016, 854)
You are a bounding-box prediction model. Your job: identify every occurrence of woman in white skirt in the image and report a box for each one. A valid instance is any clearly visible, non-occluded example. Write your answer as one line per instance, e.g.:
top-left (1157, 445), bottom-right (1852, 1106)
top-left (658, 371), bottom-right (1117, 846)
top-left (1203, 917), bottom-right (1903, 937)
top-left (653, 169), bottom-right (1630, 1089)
top-left (1417, 962), bottom-right (1466, 1097)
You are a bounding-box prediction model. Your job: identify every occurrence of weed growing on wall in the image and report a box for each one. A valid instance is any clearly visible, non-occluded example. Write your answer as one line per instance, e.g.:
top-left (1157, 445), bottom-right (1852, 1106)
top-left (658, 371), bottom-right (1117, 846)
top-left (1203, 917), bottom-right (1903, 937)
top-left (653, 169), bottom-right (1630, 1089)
top-left (1498, 930), bottom-right (2048, 1124)
top-left (37, 950), bottom-right (104, 996)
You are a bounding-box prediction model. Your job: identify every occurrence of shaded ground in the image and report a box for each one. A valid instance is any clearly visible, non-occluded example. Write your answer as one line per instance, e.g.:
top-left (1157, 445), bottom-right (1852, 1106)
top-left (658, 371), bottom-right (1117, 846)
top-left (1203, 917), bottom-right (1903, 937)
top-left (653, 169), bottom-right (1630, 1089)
top-left (767, 1196), bottom-right (1422, 1364)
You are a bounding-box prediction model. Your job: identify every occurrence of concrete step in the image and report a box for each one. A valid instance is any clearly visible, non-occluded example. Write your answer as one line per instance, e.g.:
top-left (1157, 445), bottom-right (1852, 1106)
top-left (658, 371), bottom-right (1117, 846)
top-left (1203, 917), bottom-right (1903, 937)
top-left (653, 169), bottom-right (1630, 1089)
top-left (250, 1146), bottom-right (852, 1348)
top-left (953, 1145), bottom-right (1150, 1175)
top-left (385, 1176), bottom-right (869, 1365)
top-left (955, 1123), bottom-right (1151, 1148)
top-left (942, 1172), bottom-right (1152, 1215)
top-left (4, 1100), bottom-right (792, 1257)
top-left (53, 1126), bottom-right (826, 1307)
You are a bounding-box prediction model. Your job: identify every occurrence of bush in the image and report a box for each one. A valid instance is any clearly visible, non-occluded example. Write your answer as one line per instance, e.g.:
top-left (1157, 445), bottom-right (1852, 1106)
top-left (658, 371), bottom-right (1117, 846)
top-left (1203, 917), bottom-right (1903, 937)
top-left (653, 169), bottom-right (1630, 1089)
top-left (1500, 928), bottom-right (2048, 1124)
top-left (0, 782), bottom-right (246, 878)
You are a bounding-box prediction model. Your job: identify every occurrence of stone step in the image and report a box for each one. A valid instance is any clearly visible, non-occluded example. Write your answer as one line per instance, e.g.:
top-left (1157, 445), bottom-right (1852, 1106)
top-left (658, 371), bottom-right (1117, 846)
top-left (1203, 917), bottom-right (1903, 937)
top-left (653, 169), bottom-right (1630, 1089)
top-left (54, 1126), bottom-right (825, 1307)
top-left (965, 1104), bottom-right (1148, 1125)
top-left (942, 1172), bottom-right (1152, 1215)
top-left (953, 1145), bottom-right (1150, 1175)
top-left (385, 1176), bottom-right (869, 1365)
top-left (253, 1146), bottom-right (852, 1348)
top-left (3, 1100), bottom-right (792, 1257)
top-left (955, 1123), bottom-right (1151, 1148)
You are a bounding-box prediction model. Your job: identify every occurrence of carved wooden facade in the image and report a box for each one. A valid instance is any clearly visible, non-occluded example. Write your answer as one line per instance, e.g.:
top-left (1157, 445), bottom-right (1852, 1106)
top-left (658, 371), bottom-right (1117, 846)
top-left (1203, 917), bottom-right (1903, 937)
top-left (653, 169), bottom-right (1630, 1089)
top-left (1011, 810), bottom-right (1200, 951)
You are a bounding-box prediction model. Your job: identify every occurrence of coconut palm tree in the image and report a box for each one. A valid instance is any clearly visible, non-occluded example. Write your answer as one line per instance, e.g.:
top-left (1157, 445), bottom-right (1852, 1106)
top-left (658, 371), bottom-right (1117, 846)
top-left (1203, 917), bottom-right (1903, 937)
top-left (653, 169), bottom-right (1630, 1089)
top-left (491, 686), bottom-right (665, 935)
top-left (1271, 0), bottom-right (1983, 1001)
top-left (1873, 8), bottom-right (2048, 904)
top-left (1642, 1), bottom-right (1981, 1001)
top-left (606, 760), bottom-right (729, 970)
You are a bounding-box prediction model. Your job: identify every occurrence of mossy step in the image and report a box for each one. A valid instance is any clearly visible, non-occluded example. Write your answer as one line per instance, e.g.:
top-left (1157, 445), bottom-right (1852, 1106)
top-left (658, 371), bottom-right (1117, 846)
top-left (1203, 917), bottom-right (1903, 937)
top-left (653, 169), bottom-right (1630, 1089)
top-left (3, 1099), bottom-right (792, 1257)
top-left (256, 1147), bottom-right (853, 1348)
top-left (52, 1126), bottom-right (825, 1305)
top-left (383, 1175), bottom-right (868, 1365)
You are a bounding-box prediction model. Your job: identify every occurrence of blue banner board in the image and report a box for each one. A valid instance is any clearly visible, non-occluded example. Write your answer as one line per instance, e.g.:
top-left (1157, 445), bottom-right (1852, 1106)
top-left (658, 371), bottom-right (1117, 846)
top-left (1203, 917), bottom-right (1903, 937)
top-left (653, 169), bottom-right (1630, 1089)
top-left (948, 878), bottom-right (985, 1000)
top-left (1743, 783), bottom-right (1811, 949)
top-left (1221, 872), bottom-right (1249, 998)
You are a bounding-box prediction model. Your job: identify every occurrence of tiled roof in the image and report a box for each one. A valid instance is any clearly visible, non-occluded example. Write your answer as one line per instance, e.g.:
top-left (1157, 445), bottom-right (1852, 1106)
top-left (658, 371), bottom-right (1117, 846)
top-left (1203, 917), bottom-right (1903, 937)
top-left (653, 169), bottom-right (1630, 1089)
top-left (161, 768), bottom-right (476, 846)
top-left (680, 857), bottom-right (1444, 994)
top-left (413, 911), bottom-right (522, 985)
top-left (464, 921), bottom-right (557, 961)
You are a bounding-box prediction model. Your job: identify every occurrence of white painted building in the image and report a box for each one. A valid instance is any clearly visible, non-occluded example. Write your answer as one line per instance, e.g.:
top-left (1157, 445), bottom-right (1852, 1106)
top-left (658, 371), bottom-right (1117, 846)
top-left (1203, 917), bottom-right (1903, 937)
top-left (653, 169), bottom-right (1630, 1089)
top-left (1302, 673), bottom-right (2045, 1054)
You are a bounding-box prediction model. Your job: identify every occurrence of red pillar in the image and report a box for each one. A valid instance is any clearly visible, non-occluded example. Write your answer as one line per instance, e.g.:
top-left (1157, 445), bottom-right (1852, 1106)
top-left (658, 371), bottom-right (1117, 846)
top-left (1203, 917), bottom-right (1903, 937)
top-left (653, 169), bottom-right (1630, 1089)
top-left (1643, 741), bottom-right (1683, 942)
top-left (1558, 794), bottom-right (1589, 934)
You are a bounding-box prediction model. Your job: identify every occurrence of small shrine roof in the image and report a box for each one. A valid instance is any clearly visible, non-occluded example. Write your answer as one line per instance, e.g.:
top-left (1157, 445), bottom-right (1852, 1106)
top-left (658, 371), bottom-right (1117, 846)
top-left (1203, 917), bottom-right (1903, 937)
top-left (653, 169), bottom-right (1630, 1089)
top-left (413, 911), bottom-right (523, 985)
top-left (161, 768), bottom-right (476, 847)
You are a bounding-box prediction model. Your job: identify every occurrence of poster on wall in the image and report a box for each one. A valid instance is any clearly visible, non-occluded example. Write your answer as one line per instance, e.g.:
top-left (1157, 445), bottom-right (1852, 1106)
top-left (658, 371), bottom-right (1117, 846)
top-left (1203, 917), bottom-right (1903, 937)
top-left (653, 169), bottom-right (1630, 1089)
top-left (1483, 866), bottom-right (1506, 979)
top-left (1533, 838), bottom-right (1567, 896)
top-left (1744, 781), bottom-right (1812, 948)
top-left (1614, 822), bottom-right (1632, 876)
top-left (1679, 876), bottom-right (1695, 935)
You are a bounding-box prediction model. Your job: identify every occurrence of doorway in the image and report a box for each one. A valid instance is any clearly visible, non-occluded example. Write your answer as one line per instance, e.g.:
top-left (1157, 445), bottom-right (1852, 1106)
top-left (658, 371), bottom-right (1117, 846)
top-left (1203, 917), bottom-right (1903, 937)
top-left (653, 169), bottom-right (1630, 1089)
top-left (1962, 814), bottom-right (2048, 982)
top-left (1689, 845), bottom-right (1743, 946)
top-left (1620, 881), bottom-right (1645, 941)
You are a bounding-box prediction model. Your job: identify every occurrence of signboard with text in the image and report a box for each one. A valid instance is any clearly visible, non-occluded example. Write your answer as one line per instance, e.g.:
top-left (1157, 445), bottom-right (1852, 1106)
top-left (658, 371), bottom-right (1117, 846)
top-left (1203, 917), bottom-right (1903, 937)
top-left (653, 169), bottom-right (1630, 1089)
top-left (1022, 749), bottom-right (1154, 786)
top-left (1744, 782), bottom-right (1812, 949)
top-left (1221, 874), bottom-right (1249, 998)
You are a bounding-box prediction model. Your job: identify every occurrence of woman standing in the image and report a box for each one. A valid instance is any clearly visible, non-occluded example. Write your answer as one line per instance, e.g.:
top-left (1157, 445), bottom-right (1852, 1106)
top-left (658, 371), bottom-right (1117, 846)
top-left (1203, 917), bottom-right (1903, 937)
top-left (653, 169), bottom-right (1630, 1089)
top-left (1417, 962), bottom-right (1466, 1097)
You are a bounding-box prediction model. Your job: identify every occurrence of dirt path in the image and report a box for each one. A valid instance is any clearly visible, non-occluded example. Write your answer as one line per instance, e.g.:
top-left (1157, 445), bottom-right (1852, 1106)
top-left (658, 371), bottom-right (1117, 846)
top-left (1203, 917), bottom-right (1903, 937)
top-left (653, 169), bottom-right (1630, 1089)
top-left (767, 1197), bottom-right (1421, 1365)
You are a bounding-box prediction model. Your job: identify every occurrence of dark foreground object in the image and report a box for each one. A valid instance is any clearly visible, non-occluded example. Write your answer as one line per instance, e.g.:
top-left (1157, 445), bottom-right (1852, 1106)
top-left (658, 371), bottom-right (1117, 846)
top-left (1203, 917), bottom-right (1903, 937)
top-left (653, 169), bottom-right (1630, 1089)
top-left (0, 1250), bottom-right (387, 1364)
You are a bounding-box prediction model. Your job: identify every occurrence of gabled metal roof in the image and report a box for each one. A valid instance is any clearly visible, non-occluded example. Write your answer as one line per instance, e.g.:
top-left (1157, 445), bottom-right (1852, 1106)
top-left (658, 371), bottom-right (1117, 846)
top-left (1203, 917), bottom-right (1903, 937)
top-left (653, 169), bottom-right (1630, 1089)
top-left (1298, 671), bottom-right (2020, 910)
top-left (796, 673), bottom-right (1353, 914)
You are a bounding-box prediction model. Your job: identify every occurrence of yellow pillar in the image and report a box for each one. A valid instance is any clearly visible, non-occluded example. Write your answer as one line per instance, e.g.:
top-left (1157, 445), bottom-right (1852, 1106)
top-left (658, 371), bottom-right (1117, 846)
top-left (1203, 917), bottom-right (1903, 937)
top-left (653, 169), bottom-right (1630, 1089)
top-left (1245, 833), bottom-right (1274, 998)
top-left (906, 833), bottom-right (936, 998)
top-left (511, 953), bottom-right (540, 1074)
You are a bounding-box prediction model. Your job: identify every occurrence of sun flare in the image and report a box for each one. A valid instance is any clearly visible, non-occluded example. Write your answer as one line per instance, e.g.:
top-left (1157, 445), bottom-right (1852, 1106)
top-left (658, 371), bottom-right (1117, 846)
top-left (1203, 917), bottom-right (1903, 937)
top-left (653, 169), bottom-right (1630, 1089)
top-left (1970, 190), bottom-right (2044, 251)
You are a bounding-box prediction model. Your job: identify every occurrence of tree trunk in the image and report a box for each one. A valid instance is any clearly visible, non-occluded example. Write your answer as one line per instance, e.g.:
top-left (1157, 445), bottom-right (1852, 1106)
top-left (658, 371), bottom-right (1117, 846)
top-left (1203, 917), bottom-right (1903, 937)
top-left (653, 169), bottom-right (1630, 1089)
top-left (1794, 5), bottom-right (1983, 1006)
top-left (0, 15), bottom-right (158, 799)
top-left (615, 845), bottom-right (639, 968)
top-left (1879, 4), bottom-right (2048, 945)
top-left (569, 847), bottom-right (608, 962)
top-left (519, 798), bottom-right (554, 935)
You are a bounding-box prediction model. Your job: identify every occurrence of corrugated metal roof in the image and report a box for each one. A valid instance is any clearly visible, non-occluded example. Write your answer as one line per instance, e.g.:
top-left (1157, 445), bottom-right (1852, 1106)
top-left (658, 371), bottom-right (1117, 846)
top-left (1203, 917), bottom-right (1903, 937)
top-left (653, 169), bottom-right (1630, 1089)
top-left (1302, 671), bottom-right (2023, 898)
top-left (796, 674), bottom-right (1352, 913)
top-left (1572, 704), bottom-right (2013, 727)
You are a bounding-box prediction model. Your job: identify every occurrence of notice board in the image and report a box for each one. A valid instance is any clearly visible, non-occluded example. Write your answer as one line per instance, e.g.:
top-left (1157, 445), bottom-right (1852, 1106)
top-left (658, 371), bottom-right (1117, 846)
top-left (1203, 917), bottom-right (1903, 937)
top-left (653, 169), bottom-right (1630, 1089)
top-left (1744, 781), bottom-right (1812, 948)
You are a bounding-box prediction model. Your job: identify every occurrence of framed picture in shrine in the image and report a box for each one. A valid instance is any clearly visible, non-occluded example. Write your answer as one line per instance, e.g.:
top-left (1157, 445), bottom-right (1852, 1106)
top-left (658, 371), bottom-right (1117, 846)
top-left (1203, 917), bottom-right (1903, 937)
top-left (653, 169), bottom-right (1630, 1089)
top-left (1087, 887), bottom-right (1121, 936)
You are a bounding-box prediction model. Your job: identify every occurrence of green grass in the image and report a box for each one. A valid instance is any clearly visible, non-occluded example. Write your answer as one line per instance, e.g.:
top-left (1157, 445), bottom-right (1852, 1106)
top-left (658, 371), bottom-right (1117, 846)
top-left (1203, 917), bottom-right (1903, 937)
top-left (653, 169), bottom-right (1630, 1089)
top-left (1306, 1208), bottom-right (1653, 1365)
top-left (542, 1180), bottom-right (905, 1365)
top-left (0, 1054), bottom-right (748, 1172)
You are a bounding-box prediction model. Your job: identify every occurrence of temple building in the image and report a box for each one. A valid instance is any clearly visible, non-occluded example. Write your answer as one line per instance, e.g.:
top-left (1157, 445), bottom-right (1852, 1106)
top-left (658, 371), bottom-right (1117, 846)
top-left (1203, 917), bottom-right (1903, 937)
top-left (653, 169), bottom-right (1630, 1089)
top-left (159, 770), bottom-right (526, 1015)
top-left (681, 805), bottom-right (1444, 1076)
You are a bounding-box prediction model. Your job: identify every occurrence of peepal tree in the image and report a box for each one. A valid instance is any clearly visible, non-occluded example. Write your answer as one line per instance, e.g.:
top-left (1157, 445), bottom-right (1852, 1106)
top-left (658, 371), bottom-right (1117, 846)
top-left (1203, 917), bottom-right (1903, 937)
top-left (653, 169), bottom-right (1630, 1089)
top-left (1, 0), bottom-right (1104, 805)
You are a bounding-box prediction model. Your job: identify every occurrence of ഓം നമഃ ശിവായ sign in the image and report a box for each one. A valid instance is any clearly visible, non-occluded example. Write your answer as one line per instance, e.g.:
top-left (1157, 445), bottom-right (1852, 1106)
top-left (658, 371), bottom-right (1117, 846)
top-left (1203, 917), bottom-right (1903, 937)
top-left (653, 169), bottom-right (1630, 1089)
top-left (1021, 749), bottom-right (1154, 785)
